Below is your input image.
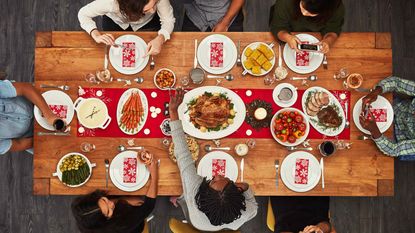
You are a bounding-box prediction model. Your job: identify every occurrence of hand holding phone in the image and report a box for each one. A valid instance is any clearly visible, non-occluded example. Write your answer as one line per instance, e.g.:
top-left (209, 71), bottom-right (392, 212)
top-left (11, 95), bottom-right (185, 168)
top-left (297, 43), bottom-right (321, 52)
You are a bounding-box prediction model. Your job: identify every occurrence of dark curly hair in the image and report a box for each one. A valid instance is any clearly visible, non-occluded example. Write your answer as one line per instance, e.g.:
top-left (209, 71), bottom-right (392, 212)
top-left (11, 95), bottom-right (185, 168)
top-left (117, 0), bottom-right (150, 22)
top-left (195, 178), bottom-right (246, 226)
top-left (294, 0), bottom-right (342, 23)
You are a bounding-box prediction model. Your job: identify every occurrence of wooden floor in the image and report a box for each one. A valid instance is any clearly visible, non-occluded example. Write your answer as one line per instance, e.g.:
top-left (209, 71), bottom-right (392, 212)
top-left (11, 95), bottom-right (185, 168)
top-left (1, 0), bottom-right (415, 232)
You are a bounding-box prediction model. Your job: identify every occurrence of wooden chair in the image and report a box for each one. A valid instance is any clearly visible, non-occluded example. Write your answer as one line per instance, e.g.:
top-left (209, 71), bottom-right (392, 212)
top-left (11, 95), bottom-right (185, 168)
top-left (142, 221), bottom-right (149, 233)
top-left (169, 218), bottom-right (241, 233)
top-left (267, 198), bottom-right (337, 233)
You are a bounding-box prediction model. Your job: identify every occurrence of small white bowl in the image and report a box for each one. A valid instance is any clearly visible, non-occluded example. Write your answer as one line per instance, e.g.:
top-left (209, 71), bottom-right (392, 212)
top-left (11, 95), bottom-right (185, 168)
top-left (273, 83), bottom-right (298, 107)
top-left (153, 68), bottom-right (176, 90)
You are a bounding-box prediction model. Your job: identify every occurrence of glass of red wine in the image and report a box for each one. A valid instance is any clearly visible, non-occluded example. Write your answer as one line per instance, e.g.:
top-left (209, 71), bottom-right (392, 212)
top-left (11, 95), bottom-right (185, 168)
top-left (53, 119), bottom-right (67, 132)
top-left (318, 141), bottom-right (336, 157)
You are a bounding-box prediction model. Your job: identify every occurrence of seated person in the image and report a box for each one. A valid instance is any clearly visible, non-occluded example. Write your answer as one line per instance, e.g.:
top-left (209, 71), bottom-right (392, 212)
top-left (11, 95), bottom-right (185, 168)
top-left (270, 0), bottom-right (345, 54)
top-left (182, 0), bottom-right (245, 32)
top-left (78, 0), bottom-right (175, 55)
top-left (359, 76), bottom-right (415, 158)
top-left (271, 196), bottom-right (331, 233)
top-left (168, 88), bottom-right (258, 231)
top-left (71, 154), bottom-right (158, 233)
top-left (0, 80), bottom-right (59, 155)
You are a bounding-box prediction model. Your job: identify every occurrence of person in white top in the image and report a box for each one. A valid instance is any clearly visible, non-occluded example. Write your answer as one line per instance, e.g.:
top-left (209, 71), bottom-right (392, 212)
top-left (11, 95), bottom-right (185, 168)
top-left (78, 0), bottom-right (175, 56)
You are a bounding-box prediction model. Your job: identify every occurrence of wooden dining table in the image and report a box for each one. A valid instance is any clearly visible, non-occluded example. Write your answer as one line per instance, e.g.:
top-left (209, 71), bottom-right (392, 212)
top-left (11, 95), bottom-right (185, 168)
top-left (33, 31), bottom-right (394, 196)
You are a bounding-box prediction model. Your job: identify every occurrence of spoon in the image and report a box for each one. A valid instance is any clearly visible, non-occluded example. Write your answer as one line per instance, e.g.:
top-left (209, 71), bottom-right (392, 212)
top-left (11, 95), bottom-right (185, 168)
top-left (134, 77), bottom-right (144, 84)
top-left (118, 145), bottom-right (144, 152)
top-left (207, 74), bottom-right (234, 81)
top-left (291, 75), bottom-right (318, 81)
top-left (286, 146), bottom-right (313, 151)
top-left (204, 145), bottom-right (231, 152)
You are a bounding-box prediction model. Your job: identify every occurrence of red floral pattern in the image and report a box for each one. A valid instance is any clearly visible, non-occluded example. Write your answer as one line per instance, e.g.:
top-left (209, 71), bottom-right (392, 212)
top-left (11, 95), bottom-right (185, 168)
top-left (123, 157), bottom-right (137, 183)
top-left (367, 108), bottom-right (387, 122)
top-left (294, 158), bottom-right (309, 184)
top-left (296, 42), bottom-right (310, 66)
top-left (210, 42), bottom-right (224, 67)
top-left (48, 105), bottom-right (68, 118)
top-left (212, 159), bottom-right (226, 177)
top-left (122, 42), bottom-right (136, 68)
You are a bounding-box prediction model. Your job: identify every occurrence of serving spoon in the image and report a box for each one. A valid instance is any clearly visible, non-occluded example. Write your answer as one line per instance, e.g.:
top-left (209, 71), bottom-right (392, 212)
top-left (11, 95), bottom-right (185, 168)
top-left (207, 74), bottom-right (234, 81)
top-left (291, 75), bottom-right (318, 81)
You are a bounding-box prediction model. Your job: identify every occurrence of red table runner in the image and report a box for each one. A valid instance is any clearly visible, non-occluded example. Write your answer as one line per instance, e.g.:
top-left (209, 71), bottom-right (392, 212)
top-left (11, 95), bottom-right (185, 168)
top-left (77, 87), bottom-right (350, 140)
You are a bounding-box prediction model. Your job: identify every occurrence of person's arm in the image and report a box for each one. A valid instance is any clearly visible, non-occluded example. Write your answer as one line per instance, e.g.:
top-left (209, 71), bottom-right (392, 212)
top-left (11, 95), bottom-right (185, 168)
top-left (213, 0), bottom-right (245, 32)
top-left (241, 187), bottom-right (258, 220)
top-left (302, 221), bottom-right (331, 233)
top-left (10, 138), bottom-right (33, 153)
top-left (373, 136), bottom-right (415, 157)
top-left (377, 76), bottom-right (415, 97)
top-left (12, 83), bottom-right (57, 125)
top-left (145, 155), bottom-right (159, 198)
top-left (319, 2), bottom-right (344, 53)
top-left (169, 89), bottom-right (202, 196)
top-left (78, 0), bottom-right (115, 45)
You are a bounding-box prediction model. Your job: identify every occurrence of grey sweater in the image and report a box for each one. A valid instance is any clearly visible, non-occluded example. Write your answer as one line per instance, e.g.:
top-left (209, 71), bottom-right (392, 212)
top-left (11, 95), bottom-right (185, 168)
top-left (170, 120), bottom-right (258, 231)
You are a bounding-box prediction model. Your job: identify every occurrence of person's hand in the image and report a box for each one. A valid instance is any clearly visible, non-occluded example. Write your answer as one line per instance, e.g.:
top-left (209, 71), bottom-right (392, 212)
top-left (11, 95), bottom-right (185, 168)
top-left (43, 111), bottom-right (59, 126)
top-left (212, 21), bottom-right (229, 32)
top-left (91, 30), bottom-right (115, 46)
top-left (147, 154), bottom-right (159, 177)
top-left (286, 34), bottom-right (301, 52)
top-left (144, 35), bottom-right (165, 56)
top-left (303, 225), bottom-right (323, 233)
top-left (317, 40), bottom-right (330, 54)
top-left (362, 86), bottom-right (382, 110)
top-left (168, 87), bottom-right (184, 121)
top-left (359, 110), bottom-right (380, 132)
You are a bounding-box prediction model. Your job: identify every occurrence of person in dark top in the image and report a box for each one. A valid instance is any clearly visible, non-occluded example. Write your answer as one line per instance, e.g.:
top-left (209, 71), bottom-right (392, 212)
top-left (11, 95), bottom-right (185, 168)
top-left (270, 0), bottom-right (345, 54)
top-left (71, 154), bottom-right (159, 233)
top-left (271, 196), bottom-right (331, 233)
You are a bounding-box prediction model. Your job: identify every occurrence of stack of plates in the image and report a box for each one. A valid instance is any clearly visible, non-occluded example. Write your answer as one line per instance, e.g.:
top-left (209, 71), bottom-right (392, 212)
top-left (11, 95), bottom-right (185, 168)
top-left (109, 35), bottom-right (149, 75)
top-left (197, 151), bottom-right (238, 181)
top-left (197, 34), bottom-right (237, 75)
top-left (280, 151), bottom-right (321, 192)
top-left (109, 151), bottom-right (150, 192)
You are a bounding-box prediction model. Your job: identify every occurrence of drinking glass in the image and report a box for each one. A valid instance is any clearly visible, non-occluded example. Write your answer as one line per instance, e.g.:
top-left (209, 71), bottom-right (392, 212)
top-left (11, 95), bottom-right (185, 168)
top-left (318, 141), bottom-right (336, 157)
top-left (246, 138), bottom-right (256, 149)
top-left (333, 68), bottom-right (349, 80)
top-left (180, 76), bottom-right (190, 87)
top-left (53, 119), bottom-right (67, 132)
top-left (343, 73), bottom-right (363, 89)
top-left (264, 75), bottom-right (275, 85)
top-left (80, 142), bottom-right (96, 153)
top-left (85, 73), bottom-right (100, 84)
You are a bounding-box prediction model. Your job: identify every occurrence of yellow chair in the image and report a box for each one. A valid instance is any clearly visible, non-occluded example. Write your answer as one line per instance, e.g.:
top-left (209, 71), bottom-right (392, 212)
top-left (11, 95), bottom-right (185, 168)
top-left (142, 221), bottom-right (149, 233)
top-left (266, 198), bottom-right (337, 233)
top-left (169, 218), bottom-right (241, 233)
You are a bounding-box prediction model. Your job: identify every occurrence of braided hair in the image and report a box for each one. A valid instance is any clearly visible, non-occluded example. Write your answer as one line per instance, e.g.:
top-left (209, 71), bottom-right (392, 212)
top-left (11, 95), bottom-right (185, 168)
top-left (195, 178), bottom-right (246, 226)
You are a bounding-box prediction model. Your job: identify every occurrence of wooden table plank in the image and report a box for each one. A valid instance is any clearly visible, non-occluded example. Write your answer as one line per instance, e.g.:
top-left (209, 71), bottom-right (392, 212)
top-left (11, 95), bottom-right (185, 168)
top-left (34, 32), bottom-right (394, 196)
top-left (375, 32), bottom-right (392, 49)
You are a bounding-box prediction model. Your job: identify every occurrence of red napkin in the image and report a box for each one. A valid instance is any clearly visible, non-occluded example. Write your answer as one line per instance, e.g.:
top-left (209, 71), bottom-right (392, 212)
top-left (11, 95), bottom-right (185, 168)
top-left (212, 159), bottom-right (226, 177)
top-left (123, 158), bottom-right (137, 183)
top-left (294, 158), bottom-right (309, 184)
top-left (296, 42), bottom-right (310, 66)
top-left (48, 105), bottom-right (68, 118)
top-left (210, 42), bottom-right (224, 67)
top-left (122, 42), bottom-right (136, 68)
top-left (367, 108), bottom-right (387, 122)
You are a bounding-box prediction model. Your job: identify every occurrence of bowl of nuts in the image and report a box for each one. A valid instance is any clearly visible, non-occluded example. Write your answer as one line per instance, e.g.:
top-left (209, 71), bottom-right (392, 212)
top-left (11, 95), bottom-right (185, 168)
top-left (154, 68), bottom-right (176, 90)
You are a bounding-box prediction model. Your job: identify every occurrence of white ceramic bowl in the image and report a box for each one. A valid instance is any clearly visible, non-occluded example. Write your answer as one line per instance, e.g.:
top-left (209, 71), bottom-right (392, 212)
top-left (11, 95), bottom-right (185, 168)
top-left (270, 108), bottom-right (310, 147)
top-left (153, 68), bottom-right (176, 90)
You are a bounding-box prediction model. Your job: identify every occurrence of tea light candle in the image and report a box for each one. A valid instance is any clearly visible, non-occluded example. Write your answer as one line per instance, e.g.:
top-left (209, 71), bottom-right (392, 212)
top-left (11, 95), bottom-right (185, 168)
top-left (235, 143), bottom-right (249, 156)
top-left (254, 108), bottom-right (267, 120)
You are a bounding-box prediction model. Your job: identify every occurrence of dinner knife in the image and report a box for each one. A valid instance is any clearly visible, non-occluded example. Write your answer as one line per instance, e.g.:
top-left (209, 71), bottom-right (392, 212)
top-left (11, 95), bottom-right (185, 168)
top-left (240, 158), bottom-right (244, 182)
top-left (104, 45), bottom-right (108, 70)
top-left (274, 160), bottom-right (279, 188)
top-left (320, 157), bottom-right (325, 189)
top-left (37, 132), bottom-right (70, 136)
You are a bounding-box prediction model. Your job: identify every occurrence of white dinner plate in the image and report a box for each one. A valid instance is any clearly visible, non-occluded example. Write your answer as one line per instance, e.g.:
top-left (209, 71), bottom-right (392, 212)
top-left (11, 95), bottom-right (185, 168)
top-left (197, 34), bottom-right (237, 74)
top-left (178, 86), bottom-right (246, 140)
top-left (109, 151), bottom-right (150, 192)
top-left (116, 88), bottom-right (148, 135)
top-left (280, 151), bottom-right (321, 192)
top-left (34, 90), bottom-right (74, 131)
top-left (109, 35), bottom-right (149, 75)
top-left (197, 151), bottom-right (238, 181)
top-left (301, 86), bottom-right (346, 136)
top-left (272, 83), bottom-right (298, 107)
top-left (283, 34), bottom-right (324, 74)
top-left (353, 96), bottom-right (394, 135)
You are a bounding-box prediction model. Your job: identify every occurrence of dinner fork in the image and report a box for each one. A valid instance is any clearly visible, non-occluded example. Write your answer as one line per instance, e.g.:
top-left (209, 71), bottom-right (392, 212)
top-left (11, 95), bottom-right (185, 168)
top-left (150, 56), bottom-right (155, 70)
top-left (274, 160), bottom-right (279, 188)
top-left (104, 159), bottom-right (109, 188)
top-left (236, 40), bottom-right (242, 66)
top-left (323, 55), bottom-right (328, 69)
top-left (40, 84), bottom-right (70, 91)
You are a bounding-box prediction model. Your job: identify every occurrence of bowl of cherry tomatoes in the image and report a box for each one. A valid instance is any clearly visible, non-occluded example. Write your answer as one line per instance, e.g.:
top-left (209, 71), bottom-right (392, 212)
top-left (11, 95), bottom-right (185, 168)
top-left (270, 108), bottom-right (309, 146)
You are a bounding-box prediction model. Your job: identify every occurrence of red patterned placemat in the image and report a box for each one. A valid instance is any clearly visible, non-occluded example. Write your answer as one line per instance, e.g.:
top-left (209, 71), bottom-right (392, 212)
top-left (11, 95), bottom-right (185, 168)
top-left (77, 87), bottom-right (350, 139)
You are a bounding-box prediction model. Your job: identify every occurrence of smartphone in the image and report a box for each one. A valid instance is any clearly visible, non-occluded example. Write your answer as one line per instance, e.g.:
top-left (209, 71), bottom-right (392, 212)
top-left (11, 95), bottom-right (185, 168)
top-left (297, 43), bottom-right (321, 52)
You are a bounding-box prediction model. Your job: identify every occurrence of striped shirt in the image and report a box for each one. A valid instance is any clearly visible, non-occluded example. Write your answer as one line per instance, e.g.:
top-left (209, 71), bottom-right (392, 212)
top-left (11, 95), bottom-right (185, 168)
top-left (372, 76), bottom-right (415, 157)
